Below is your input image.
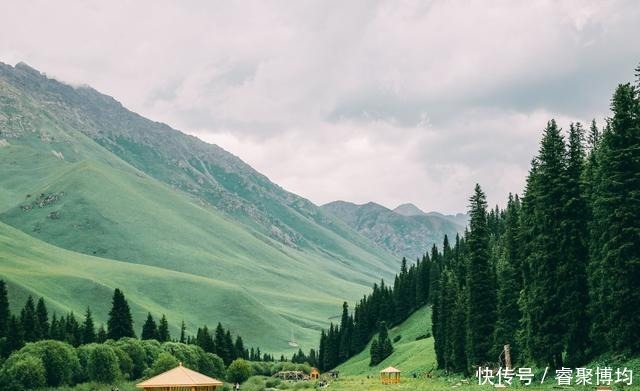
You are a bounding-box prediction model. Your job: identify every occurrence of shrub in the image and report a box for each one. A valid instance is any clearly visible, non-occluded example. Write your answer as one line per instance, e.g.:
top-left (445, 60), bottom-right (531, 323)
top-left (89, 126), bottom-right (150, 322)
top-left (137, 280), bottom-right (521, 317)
top-left (199, 352), bottom-right (225, 379)
top-left (238, 375), bottom-right (268, 391)
top-left (249, 361), bottom-right (273, 376)
top-left (0, 353), bottom-right (47, 391)
top-left (115, 338), bottom-right (148, 379)
top-left (110, 345), bottom-right (134, 379)
top-left (140, 339), bottom-right (163, 366)
top-left (88, 344), bottom-right (121, 383)
top-left (162, 342), bottom-right (200, 369)
top-left (146, 352), bottom-right (179, 377)
top-left (264, 377), bottom-right (282, 388)
top-left (76, 344), bottom-right (95, 383)
top-left (18, 340), bottom-right (80, 386)
top-left (393, 335), bottom-right (402, 343)
top-left (227, 358), bottom-right (253, 383)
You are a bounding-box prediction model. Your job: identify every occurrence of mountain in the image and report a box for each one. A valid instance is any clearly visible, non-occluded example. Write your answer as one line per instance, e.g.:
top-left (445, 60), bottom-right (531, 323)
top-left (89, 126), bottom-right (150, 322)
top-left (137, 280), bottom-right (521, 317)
top-left (0, 62), bottom-right (399, 354)
top-left (321, 201), bottom-right (465, 260)
top-left (394, 203), bottom-right (469, 227)
top-left (393, 203), bottom-right (427, 217)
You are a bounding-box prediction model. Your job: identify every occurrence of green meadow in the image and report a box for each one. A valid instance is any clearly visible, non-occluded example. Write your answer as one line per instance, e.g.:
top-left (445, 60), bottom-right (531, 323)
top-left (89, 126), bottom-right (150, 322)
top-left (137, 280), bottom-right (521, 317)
top-left (0, 65), bottom-right (404, 355)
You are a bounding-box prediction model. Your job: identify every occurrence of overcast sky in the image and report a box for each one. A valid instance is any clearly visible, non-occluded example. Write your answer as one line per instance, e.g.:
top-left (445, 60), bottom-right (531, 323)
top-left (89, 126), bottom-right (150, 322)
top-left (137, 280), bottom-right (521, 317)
top-left (2, 1), bottom-right (639, 213)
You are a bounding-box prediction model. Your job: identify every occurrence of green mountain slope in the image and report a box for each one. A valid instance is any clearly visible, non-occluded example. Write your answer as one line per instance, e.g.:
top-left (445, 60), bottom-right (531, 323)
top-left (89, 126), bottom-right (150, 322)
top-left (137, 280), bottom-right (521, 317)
top-left (0, 62), bottom-right (393, 264)
top-left (337, 306), bottom-right (434, 376)
top-left (0, 62), bottom-right (399, 354)
top-left (0, 220), bottom-right (299, 353)
top-left (322, 201), bottom-right (465, 260)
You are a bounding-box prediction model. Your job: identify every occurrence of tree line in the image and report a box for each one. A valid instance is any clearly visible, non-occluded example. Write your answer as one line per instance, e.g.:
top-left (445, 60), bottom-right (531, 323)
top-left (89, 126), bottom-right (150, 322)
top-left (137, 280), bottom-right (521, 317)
top-left (312, 64), bottom-right (640, 374)
top-left (316, 245), bottom-right (440, 370)
top-left (0, 282), bottom-right (286, 389)
top-left (431, 65), bottom-right (640, 374)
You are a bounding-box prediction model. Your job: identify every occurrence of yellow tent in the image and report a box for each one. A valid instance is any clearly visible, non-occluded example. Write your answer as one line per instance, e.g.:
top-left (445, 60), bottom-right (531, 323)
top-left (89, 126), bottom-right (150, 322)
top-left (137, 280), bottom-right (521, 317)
top-left (310, 368), bottom-right (320, 379)
top-left (380, 366), bottom-right (401, 384)
top-left (137, 363), bottom-right (224, 391)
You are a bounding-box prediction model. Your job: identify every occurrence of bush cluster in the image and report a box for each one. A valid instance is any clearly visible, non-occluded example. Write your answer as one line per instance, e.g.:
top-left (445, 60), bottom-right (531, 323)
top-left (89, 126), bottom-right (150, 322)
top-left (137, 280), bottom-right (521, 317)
top-left (0, 339), bottom-right (225, 391)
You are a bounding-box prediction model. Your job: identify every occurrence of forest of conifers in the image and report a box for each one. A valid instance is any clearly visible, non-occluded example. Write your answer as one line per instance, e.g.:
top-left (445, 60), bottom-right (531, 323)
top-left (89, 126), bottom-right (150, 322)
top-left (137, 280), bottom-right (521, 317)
top-left (316, 65), bottom-right (640, 374)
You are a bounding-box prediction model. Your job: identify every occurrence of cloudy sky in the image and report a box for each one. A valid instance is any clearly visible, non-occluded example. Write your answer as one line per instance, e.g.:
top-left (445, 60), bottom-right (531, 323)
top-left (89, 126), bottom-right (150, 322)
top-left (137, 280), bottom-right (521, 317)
top-left (2, 1), bottom-right (639, 213)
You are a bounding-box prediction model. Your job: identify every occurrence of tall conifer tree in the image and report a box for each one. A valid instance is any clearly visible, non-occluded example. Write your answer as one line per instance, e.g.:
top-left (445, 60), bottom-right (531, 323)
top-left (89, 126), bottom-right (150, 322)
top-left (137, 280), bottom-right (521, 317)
top-left (520, 120), bottom-right (568, 367)
top-left (465, 184), bottom-right (496, 367)
top-left (158, 314), bottom-right (170, 342)
top-left (107, 288), bottom-right (135, 340)
top-left (82, 307), bottom-right (96, 344)
top-left (35, 297), bottom-right (49, 339)
top-left (561, 123), bottom-right (590, 366)
top-left (20, 296), bottom-right (38, 342)
top-left (589, 83), bottom-right (640, 355)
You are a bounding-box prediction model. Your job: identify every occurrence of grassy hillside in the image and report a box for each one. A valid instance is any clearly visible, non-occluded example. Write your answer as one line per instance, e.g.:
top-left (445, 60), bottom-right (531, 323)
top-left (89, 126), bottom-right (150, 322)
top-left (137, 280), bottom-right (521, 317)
top-left (0, 62), bottom-right (396, 271)
top-left (0, 62), bottom-right (401, 355)
top-left (0, 221), bottom-right (298, 352)
top-left (337, 306), bottom-right (435, 377)
top-left (0, 141), bottom-right (385, 354)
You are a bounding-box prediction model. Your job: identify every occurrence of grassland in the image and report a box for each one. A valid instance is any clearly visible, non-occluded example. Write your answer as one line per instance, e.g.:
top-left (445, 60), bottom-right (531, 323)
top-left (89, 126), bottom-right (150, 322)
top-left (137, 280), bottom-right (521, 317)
top-left (0, 66), bottom-right (405, 355)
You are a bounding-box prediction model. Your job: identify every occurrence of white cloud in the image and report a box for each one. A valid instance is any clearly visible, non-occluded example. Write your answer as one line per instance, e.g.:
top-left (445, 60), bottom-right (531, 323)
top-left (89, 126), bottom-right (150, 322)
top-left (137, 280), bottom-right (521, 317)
top-left (1, 0), bottom-right (639, 213)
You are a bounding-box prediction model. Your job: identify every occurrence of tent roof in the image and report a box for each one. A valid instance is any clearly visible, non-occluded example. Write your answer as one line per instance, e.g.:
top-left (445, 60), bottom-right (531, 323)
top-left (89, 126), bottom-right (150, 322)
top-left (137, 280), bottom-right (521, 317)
top-left (137, 363), bottom-right (223, 388)
top-left (380, 366), bottom-right (401, 373)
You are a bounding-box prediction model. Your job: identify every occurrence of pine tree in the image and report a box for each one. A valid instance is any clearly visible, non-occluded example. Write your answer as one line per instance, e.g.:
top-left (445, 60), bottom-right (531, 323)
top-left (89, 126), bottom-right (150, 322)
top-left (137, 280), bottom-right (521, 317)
top-left (451, 284), bottom-right (468, 374)
top-left (0, 280), bottom-right (9, 338)
top-left (107, 288), bottom-right (135, 340)
top-left (338, 302), bottom-right (352, 362)
top-left (589, 82), bottom-right (640, 355)
top-left (96, 324), bottom-right (107, 343)
top-left (141, 313), bottom-right (157, 340)
top-left (180, 320), bottom-right (186, 343)
top-left (65, 312), bottom-right (82, 346)
top-left (465, 184), bottom-right (496, 367)
top-left (377, 321), bottom-right (393, 363)
top-left (6, 315), bottom-right (24, 353)
top-left (214, 323), bottom-right (231, 364)
top-left (520, 120), bottom-right (569, 367)
top-left (369, 338), bottom-right (379, 366)
top-left (324, 323), bottom-right (338, 369)
top-left (430, 250), bottom-right (444, 368)
top-left (439, 269), bottom-right (455, 370)
top-left (234, 336), bottom-right (246, 359)
top-left (493, 251), bottom-right (520, 366)
top-left (560, 122), bottom-right (590, 366)
top-left (503, 194), bottom-right (522, 289)
top-left (224, 330), bottom-right (235, 360)
top-left (35, 297), bottom-right (49, 339)
top-left (20, 296), bottom-right (38, 342)
top-left (196, 325), bottom-right (214, 352)
top-left (82, 307), bottom-right (96, 344)
top-left (318, 330), bottom-right (327, 371)
top-left (158, 314), bottom-right (170, 342)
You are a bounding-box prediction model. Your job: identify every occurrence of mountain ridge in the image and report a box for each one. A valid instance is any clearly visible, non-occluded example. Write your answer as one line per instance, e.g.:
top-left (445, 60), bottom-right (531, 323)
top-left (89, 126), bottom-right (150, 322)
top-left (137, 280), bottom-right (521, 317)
top-left (321, 200), bottom-right (466, 260)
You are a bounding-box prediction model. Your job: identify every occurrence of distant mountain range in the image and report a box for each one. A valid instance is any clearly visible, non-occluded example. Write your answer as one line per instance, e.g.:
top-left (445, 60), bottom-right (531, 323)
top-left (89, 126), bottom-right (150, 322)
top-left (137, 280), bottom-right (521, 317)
top-left (322, 201), bottom-right (467, 260)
